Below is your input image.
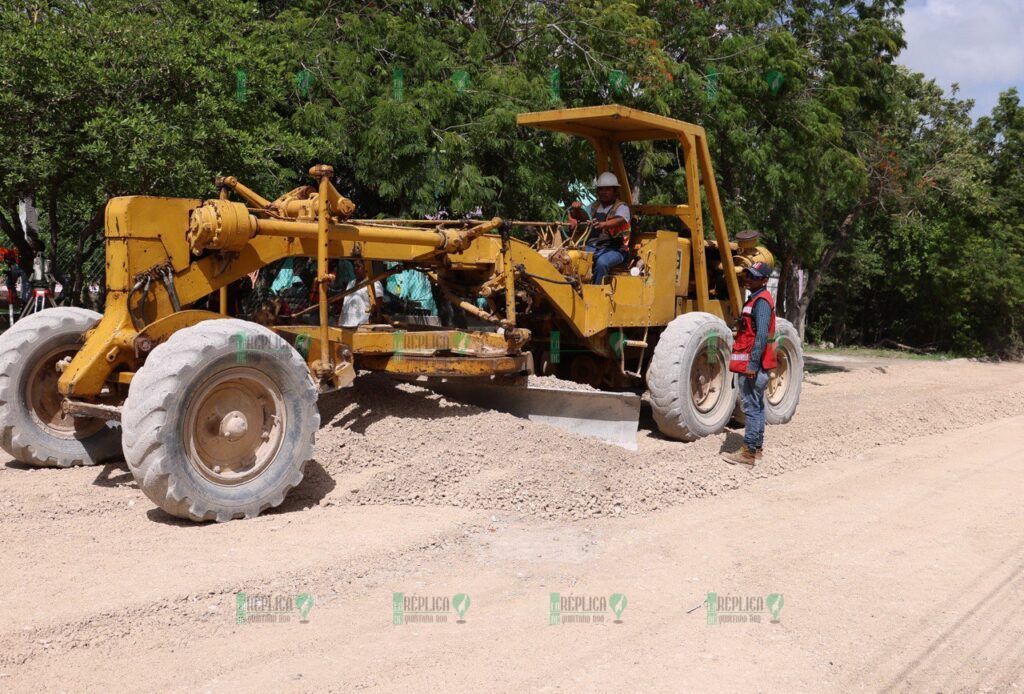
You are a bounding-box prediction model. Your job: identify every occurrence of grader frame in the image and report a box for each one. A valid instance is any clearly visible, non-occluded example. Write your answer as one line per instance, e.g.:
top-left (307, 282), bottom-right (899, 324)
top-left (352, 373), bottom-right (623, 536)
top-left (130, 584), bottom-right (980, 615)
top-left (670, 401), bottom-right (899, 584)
top-left (0, 105), bottom-right (799, 522)
top-left (57, 105), bottom-right (765, 406)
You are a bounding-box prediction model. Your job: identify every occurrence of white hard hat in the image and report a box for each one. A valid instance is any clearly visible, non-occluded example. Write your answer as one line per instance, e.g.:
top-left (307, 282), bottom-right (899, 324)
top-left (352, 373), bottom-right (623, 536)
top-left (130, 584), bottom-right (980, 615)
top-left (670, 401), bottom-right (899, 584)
top-left (594, 172), bottom-right (620, 188)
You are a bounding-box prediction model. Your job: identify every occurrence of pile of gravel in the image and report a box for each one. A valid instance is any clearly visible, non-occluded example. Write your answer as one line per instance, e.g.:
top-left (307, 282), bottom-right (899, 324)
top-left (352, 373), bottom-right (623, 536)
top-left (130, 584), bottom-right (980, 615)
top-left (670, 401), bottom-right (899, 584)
top-left (314, 374), bottom-right (734, 520)
top-left (526, 375), bottom-right (600, 392)
top-left (312, 364), bottom-right (1024, 520)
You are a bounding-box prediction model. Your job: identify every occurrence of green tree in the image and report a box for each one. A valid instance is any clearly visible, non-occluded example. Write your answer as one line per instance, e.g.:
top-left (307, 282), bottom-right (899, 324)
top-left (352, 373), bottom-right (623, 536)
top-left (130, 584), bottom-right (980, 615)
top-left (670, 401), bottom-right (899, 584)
top-left (0, 0), bottom-right (1019, 355)
top-left (0, 1), bottom-right (317, 297)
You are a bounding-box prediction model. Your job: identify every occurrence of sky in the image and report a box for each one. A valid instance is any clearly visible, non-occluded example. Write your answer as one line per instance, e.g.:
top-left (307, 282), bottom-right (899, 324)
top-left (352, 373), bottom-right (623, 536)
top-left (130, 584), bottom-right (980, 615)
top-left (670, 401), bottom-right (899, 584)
top-left (898, 0), bottom-right (1023, 119)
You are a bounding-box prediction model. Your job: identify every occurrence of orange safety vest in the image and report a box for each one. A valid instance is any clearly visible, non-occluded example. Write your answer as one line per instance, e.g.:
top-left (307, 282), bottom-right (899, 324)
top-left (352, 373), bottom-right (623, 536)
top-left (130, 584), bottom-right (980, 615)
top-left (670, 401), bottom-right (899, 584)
top-left (589, 200), bottom-right (631, 248)
top-left (729, 288), bottom-right (778, 374)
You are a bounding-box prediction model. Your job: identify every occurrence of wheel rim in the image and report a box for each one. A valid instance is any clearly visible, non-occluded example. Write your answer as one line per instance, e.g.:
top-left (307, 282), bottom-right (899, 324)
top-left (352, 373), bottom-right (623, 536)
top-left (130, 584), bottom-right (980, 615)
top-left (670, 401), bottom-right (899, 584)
top-left (690, 338), bottom-right (725, 414)
top-left (24, 345), bottom-right (105, 440)
top-left (766, 344), bottom-right (791, 406)
top-left (183, 367), bottom-right (286, 486)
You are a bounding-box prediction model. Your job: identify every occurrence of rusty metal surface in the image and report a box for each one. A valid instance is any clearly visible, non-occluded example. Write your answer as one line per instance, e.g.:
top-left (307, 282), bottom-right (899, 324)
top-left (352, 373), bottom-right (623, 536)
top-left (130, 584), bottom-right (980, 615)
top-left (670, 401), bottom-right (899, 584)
top-left (357, 353), bottom-right (531, 378)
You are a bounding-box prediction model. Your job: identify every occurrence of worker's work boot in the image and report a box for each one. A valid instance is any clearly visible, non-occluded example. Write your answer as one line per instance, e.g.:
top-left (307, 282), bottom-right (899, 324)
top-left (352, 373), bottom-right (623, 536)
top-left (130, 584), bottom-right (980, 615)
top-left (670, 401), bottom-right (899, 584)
top-left (721, 445), bottom-right (760, 467)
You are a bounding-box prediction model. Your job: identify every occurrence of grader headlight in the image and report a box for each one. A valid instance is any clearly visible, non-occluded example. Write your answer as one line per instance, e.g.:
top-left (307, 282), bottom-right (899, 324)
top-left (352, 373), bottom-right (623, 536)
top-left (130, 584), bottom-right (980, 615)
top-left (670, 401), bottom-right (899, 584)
top-left (187, 199), bottom-right (257, 254)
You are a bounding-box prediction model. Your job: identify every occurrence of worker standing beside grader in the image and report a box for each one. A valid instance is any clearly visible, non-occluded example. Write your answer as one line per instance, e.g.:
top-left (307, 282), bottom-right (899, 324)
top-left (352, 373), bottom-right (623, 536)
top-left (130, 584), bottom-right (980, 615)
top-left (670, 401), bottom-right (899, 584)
top-left (0, 106), bottom-right (802, 522)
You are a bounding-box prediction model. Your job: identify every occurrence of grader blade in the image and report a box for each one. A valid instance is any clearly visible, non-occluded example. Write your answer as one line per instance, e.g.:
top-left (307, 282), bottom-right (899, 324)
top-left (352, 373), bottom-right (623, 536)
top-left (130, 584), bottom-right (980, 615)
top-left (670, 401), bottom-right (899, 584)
top-left (426, 381), bottom-right (641, 450)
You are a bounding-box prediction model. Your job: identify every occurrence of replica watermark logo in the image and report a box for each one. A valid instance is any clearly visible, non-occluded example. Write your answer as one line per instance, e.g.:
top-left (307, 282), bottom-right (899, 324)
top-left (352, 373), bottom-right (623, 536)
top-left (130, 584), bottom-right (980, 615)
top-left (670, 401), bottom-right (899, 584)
top-left (392, 593), bottom-right (471, 624)
top-left (231, 332), bottom-right (296, 364)
top-left (235, 592), bottom-right (314, 624)
top-left (549, 593), bottom-right (627, 625)
top-left (705, 592), bottom-right (783, 625)
top-left (391, 331), bottom-right (473, 362)
top-left (550, 330), bottom-right (632, 365)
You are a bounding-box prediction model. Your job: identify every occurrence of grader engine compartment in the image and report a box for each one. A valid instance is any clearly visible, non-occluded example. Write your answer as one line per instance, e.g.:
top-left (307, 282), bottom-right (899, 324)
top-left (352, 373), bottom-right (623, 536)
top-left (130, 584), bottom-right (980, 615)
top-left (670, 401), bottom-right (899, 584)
top-left (0, 105), bottom-right (802, 523)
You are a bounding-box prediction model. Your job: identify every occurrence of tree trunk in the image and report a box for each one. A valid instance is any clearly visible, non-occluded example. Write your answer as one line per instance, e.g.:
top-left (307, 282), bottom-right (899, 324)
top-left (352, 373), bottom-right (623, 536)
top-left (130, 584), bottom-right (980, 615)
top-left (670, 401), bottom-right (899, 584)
top-left (778, 244), bottom-right (802, 325)
top-left (0, 204), bottom-right (37, 273)
top-left (794, 203), bottom-right (868, 340)
top-left (71, 209), bottom-right (104, 304)
top-left (47, 184), bottom-right (60, 275)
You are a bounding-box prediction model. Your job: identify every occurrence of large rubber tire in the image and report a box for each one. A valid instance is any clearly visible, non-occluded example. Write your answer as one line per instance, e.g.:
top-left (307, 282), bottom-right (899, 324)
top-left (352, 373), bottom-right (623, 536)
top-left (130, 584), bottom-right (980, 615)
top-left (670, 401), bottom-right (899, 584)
top-left (0, 308), bottom-right (122, 467)
top-left (764, 318), bottom-right (803, 424)
top-left (647, 312), bottom-right (737, 441)
top-left (730, 317), bottom-right (804, 426)
top-left (122, 319), bottom-right (318, 522)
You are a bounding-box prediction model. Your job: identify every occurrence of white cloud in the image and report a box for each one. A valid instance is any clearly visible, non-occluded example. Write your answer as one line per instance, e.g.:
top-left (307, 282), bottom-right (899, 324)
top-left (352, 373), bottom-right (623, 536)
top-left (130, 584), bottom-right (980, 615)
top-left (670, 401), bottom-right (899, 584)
top-left (898, 0), bottom-right (1024, 117)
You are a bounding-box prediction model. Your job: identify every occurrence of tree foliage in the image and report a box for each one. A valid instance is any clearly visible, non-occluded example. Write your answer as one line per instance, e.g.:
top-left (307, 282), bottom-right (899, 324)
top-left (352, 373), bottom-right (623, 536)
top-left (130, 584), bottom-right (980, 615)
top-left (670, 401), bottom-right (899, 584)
top-left (0, 0), bottom-right (1020, 355)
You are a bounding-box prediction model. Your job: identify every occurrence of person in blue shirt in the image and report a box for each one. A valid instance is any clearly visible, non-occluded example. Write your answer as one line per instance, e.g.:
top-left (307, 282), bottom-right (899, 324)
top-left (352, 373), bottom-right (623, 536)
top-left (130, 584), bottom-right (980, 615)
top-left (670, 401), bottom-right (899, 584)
top-left (384, 265), bottom-right (438, 316)
top-left (567, 172), bottom-right (632, 284)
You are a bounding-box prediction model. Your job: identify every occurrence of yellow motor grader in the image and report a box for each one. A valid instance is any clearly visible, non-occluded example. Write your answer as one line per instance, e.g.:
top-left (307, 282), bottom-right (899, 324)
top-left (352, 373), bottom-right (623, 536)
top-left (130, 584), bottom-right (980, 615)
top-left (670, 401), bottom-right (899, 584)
top-left (0, 105), bottom-right (802, 521)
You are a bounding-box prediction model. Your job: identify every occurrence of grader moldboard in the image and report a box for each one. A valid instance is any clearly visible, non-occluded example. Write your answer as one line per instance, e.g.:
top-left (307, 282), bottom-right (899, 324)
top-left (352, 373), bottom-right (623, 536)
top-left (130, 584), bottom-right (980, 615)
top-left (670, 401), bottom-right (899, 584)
top-left (0, 105), bottom-right (802, 522)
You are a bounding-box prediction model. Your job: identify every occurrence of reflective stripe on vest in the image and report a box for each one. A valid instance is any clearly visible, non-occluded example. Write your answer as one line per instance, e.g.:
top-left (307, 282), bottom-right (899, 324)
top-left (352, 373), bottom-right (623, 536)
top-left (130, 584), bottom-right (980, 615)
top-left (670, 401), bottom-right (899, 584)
top-left (589, 200), bottom-right (631, 248)
top-left (729, 288), bottom-right (778, 374)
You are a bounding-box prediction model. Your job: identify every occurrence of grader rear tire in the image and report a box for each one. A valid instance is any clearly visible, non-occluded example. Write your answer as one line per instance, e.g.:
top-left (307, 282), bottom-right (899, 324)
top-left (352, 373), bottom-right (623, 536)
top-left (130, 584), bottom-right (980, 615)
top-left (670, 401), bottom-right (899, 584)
top-left (647, 312), bottom-right (737, 441)
top-left (121, 319), bottom-right (318, 522)
top-left (730, 317), bottom-right (804, 426)
top-left (0, 308), bottom-right (122, 467)
top-left (764, 318), bottom-right (803, 424)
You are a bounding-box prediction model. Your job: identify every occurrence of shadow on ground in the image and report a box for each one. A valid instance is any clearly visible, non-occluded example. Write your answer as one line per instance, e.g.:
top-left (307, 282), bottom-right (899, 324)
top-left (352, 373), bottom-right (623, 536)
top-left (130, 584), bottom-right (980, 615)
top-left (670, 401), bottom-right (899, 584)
top-left (93, 461), bottom-right (136, 488)
top-left (718, 430), bottom-right (745, 454)
top-left (804, 356), bottom-right (850, 374)
top-left (317, 374), bottom-right (480, 436)
top-left (144, 460), bottom-right (336, 526)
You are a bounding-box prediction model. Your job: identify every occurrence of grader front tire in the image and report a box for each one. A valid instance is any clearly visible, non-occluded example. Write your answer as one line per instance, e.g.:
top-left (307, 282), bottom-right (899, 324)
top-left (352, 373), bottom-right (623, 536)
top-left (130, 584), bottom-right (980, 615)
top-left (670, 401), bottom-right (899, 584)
top-left (764, 318), bottom-right (803, 424)
top-left (0, 308), bottom-right (122, 468)
top-left (121, 319), bottom-right (318, 522)
top-left (646, 312), bottom-right (737, 441)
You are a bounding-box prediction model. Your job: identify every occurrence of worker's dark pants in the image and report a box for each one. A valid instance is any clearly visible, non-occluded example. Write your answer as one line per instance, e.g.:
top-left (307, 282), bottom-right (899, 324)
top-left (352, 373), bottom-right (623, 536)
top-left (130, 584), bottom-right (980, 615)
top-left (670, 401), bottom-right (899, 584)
top-left (739, 368), bottom-right (770, 450)
top-left (585, 242), bottom-right (626, 284)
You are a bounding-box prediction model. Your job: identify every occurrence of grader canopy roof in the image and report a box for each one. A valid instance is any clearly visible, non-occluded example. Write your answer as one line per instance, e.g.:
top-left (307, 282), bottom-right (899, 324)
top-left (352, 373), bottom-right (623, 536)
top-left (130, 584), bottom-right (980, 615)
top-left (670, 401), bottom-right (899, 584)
top-left (516, 105), bottom-right (704, 141)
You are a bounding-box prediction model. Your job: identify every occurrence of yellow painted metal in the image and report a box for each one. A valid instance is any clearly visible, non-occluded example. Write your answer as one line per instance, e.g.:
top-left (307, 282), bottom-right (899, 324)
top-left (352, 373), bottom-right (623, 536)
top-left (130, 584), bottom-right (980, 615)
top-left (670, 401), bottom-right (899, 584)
top-left (136, 309), bottom-right (223, 347)
top-left (272, 325), bottom-right (522, 380)
top-left (732, 245), bottom-right (775, 274)
top-left (56, 191), bottom-right (509, 398)
top-left (274, 325), bottom-right (516, 355)
top-left (358, 353), bottom-right (531, 378)
top-left (58, 195), bottom-right (199, 396)
top-left (518, 104), bottom-right (746, 322)
top-left (676, 237), bottom-right (692, 296)
top-left (217, 183), bottom-right (231, 318)
top-left (681, 133), bottom-right (710, 313)
top-left (315, 167), bottom-right (333, 375)
top-left (695, 133), bottom-right (743, 315)
top-left (254, 217), bottom-right (501, 252)
top-left (516, 104), bottom-right (707, 141)
top-left (502, 241), bottom-right (517, 326)
top-left (64, 102), bottom-right (751, 400)
top-left (216, 176), bottom-right (271, 209)
top-left (633, 204), bottom-right (690, 217)
top-left (187, 199), bottom-right (257, 253)
top-left (448, 231), bottom-right (677, 336)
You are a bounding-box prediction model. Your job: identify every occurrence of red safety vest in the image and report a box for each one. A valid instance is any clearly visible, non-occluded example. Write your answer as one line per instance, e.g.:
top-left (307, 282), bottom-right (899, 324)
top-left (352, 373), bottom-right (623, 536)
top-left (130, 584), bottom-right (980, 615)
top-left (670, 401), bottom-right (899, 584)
top-left (729, 288), bottom-right (778, 374)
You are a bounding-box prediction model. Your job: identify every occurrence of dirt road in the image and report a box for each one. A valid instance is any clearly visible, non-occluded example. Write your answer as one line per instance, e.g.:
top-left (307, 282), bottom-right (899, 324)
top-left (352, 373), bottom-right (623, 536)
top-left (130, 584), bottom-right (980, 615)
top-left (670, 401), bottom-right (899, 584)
top-left (1, 356), bottom-right (1022, 692)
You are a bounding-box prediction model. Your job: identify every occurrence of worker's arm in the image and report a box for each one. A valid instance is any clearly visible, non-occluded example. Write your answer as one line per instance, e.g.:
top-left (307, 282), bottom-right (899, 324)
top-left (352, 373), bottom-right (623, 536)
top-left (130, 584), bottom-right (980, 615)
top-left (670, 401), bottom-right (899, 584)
top-left (594, 203), bottom-right (631, 231)
top-left (747, 296), bottom-right (772, 374)
top-left (567, 201), bottom-right (590, 230)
